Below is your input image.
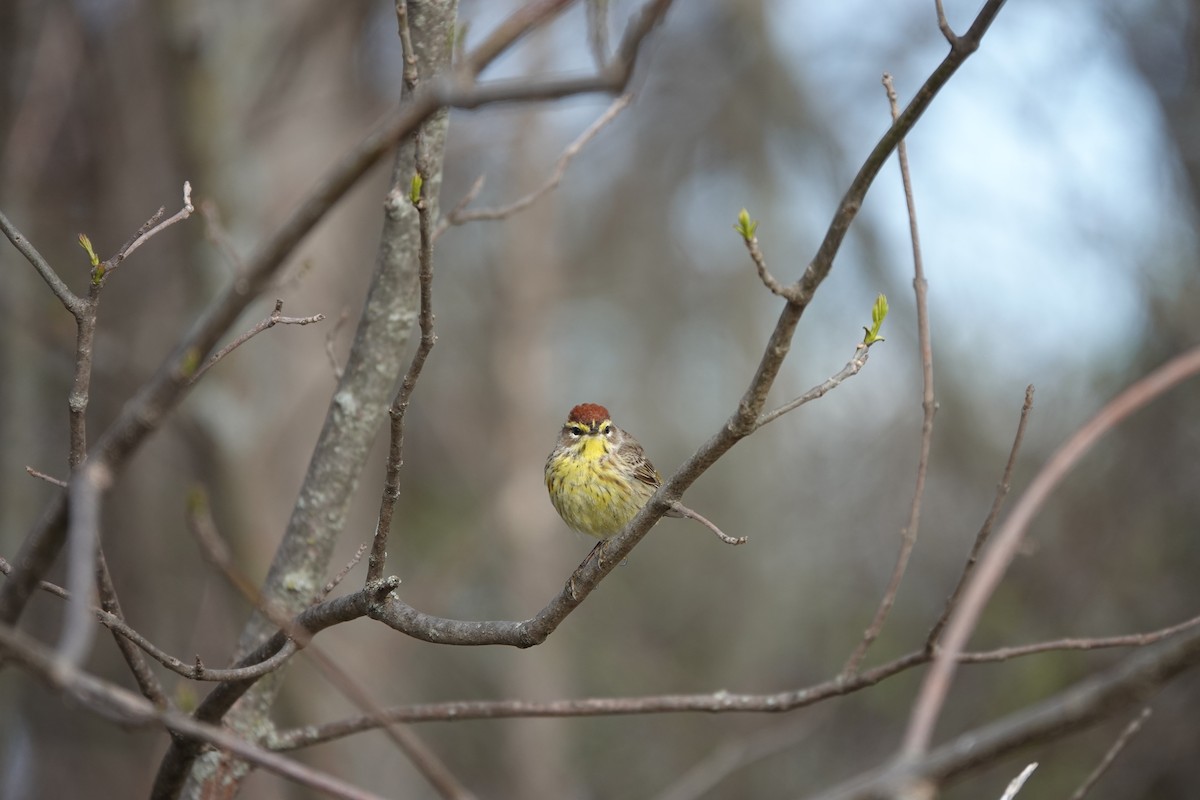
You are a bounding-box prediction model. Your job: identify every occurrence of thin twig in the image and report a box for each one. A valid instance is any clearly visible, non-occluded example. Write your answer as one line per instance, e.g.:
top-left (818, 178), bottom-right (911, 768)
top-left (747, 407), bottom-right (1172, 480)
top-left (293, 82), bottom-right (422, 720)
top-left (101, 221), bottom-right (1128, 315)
top-left (926, 385), bottom-right (1034, 649)
top-left (756, 342), bottom-right (872, 428)
top-left (395, 0), bottom-right (419, 90)
top-left (188, 299), bottom-right (325, 385)
top-left (187, 490), bottom-right (273, 611)
top-left (106, 181), bottom-right (194, 272)
top-left (323, 307), bottom-right (350, 380)
top-left (319, 544), bottom-right (368, 601)
top-left (934, 0), bottom-right (960, 47)
top-left (1068, 708), bottom-right (1152, 800)
top-left (742, 230), bottom-right (800, 302)
top-left (0, 556), bottom-right (68, 598)
top-left (269, 610), bottom-right (1199, 749)
top-left (653, 713), bottom-right (825, 800)
top-left (810, 630), bottom-right (1200, 800)
top-left (95, 549), bottom-right (170, 707)
top-left (841, 73), bottom-right (936, 678)
top-left (0, 624), bottom-right (390, 800)
top-left (199, 199), bottom-right (248, 280)
top-left (434, 93), bottom-right (633, 240)
top-left (25, 466), bottom-right (68, 488)
top-left (189, 490), bottom-right (474, 800)
top-left (436, 174), bottom-right (486, 236)
top-left (367, 140), bottom-right (438, 584)
top-left (0, 208), bottom-right (82, 313)
top-left (669, 501), bottom-right (746, 546)
top-left (961, 613), bottom-right (1200, 662)
top-left (902, 342), bottom-right (1200, 760)
top-left (998, 763), bottom-right (1037, 800)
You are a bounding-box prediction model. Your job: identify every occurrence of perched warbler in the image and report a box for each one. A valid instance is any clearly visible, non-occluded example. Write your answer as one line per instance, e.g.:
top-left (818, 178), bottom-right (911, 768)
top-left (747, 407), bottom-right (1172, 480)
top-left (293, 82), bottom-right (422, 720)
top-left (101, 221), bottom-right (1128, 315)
top-left (545, 403), bottom-right (674, 539)
top-left (545, 403), bottom-right (746, 545)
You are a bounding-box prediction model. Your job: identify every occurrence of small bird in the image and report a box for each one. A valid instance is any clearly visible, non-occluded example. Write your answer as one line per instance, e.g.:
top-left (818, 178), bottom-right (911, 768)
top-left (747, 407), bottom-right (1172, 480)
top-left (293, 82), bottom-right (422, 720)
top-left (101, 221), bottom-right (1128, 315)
top-left (544, 403), bottom-right (745, 545)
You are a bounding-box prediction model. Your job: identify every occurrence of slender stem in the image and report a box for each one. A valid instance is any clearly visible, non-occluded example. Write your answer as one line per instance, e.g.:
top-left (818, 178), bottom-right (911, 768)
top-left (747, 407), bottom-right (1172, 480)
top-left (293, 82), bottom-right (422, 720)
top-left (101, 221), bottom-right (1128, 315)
top-left (841, 72), bottom-right (936, 678)
top-left (902, 343), bottom-right (1200, 760)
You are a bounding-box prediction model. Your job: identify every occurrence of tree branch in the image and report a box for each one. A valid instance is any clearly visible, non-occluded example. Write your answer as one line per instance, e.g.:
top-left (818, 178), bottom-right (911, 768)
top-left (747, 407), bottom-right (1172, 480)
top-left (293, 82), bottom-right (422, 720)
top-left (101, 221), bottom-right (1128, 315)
top-left (267, 610), bottom-right (1200, 750)
top-left (808, 626), bottom-right (1200, 800)
top-left (902, 342), bottom-right (1200, 762)
top-left (0, 209), bottom-right (82, 314)
top-left (841, 72), bottom-right (936, 678)
top-left (926, 384), bottom-right (1034, 648)
top-left (0, 0), bottom-right (675, 631)
top-left (0, 623), bottom-right (390, 800)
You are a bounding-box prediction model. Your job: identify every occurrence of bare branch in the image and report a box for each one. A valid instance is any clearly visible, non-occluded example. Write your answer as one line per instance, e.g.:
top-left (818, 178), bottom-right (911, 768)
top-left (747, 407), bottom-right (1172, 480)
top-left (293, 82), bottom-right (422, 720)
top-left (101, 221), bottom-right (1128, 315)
top-left (436, 93), bottom-right (634, 238)
top-left (271, 610), bottom-right (1198, 750)
top-left (926, 385), bottom-right (1035, 648)
top-left (460, 0), bottom-right (576, 76)
top-left (934, 0), bottom-right (960, 47)
top-left (1068, 708), bottom-right (1152, 800)
top-left (367, 151), bottom-right (438, 585)
top-left (106, 181), bottom-right (194, 272)
top-left (95, 549), bottom-right (169, 707)
top-left (902, 342), bottom-right (1200, 761)
top-left (320, 543), bottom-right (368, 601)
top-left (742, 228), bottom-right (800, 302)
top-left (999, 763), bottom-right (1038, 800)
top-left (4, 539), bottom-right (299, 683)
top-left (808, 626), bottom-right (1200, 800)
top-left (323, 307), bottom-right (351, 379)
top-left (0, 556), bottom-right (69, 599)
top-left (0, 624), bottom-right (390, 800)
top-left (0, 208), bottom-right (82, 313)
top-left (395, 0), bottom-right (420, 90)
top-left (436, 174), bottom-right (486, 237)
top-left (188, 299), bottom-right (325, 385)
top-left (187, 491), bottom-right (472, 799)
top-left (199, 199), bottom-right (248, 280)
top-left (186, 489), bottom-right (274, 610)
top-left (758, 343), bottom-right (873, 429)
top-left (960, 613), bottom-right (1200, 662)
top-left (25, 466), bottom-right (68, 488)
top-left (151, 582), bottom-right (395, 795)
top-left (841, 73), bottom-right (936, 678)
top-left (0, 0), bottom-right (678, 630)
top-left (669, 500), bottom-right (746, 546)
top-left (654, 714), bottom-right (825, 800)
top-left (567, 0), bottom-right (1013, 615)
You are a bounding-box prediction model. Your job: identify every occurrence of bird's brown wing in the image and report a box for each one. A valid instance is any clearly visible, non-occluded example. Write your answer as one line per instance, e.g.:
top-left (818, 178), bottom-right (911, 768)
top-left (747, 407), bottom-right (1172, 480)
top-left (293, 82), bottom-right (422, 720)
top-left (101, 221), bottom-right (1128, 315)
top-left (619, 436), bottom-right (684, 518)
top-left (617, 434), bottom-right (662, 488)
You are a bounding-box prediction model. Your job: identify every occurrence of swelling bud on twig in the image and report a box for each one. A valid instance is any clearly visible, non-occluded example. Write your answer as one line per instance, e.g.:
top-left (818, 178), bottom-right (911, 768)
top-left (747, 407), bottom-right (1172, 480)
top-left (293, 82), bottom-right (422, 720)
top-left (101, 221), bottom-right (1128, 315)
top-left (863, 293), bottom-right (889, 345)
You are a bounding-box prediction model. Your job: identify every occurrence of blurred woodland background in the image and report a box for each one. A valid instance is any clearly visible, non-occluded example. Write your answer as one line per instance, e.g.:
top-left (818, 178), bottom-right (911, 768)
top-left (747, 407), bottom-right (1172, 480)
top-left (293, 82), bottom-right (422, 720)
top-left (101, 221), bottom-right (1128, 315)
top-left (1, 0), bottom-right (1199, 798)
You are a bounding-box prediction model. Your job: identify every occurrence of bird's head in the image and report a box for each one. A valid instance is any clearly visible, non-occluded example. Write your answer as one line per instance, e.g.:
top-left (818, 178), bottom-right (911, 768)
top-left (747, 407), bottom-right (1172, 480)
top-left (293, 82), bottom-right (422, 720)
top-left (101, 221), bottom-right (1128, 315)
top-left (560, 403), bottom-right (617, 455)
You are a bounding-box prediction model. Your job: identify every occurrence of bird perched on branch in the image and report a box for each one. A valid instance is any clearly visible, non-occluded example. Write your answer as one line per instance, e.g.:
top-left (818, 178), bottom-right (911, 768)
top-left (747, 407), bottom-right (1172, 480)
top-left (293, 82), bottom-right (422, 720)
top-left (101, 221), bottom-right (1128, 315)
top-left (545, 403), bottom-right (745, 545)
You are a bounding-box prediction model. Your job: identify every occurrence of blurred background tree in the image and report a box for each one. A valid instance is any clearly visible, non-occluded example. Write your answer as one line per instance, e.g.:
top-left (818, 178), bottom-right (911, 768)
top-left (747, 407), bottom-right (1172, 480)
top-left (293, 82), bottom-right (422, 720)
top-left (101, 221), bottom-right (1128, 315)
top-left (0, 0), bottom-right (1198, 798)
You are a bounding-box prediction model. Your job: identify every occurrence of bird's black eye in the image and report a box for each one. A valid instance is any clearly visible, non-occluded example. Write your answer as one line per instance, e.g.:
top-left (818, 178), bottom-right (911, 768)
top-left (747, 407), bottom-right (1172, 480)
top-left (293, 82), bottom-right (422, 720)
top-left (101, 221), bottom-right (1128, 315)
top-left (566, 425), bottom-right (583, 438)
top-left (600, 423), bottom-right (613, 436)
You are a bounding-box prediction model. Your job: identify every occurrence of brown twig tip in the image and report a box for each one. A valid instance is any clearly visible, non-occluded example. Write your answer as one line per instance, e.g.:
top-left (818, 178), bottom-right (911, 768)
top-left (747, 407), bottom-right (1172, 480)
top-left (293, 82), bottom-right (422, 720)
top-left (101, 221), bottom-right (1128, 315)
top-left (670, 501), bottom-right (746, 546)
top-left (26, 466), bottom-right (68, 488)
